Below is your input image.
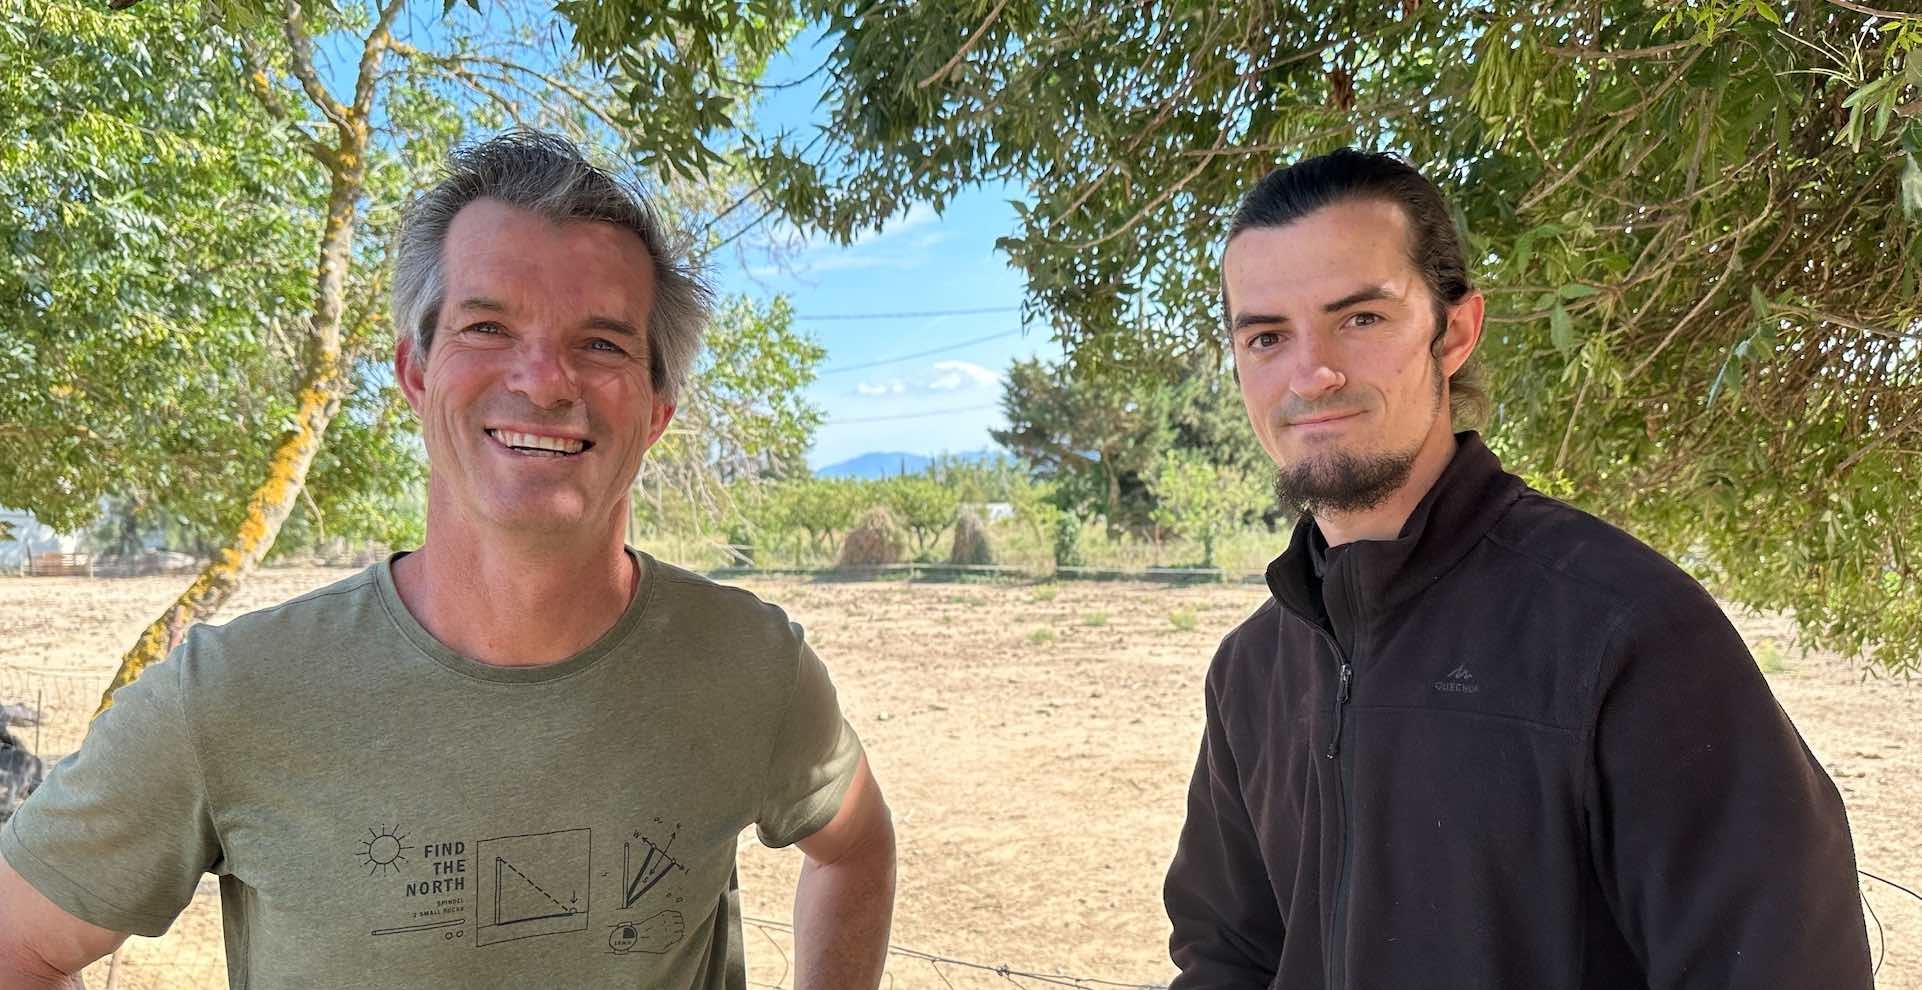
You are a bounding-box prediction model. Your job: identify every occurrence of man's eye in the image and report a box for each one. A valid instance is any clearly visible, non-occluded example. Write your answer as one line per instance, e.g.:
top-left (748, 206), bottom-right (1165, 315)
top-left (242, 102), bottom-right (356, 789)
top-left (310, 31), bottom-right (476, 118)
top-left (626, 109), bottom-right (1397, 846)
top-left (1248, 332), bottom-right (1281, 350)
top-left (1349, 312), bottom-right (1382, 328)
top-left (462, 321), bottom-right (504, 335)
top-left (588, 339), bottom-right (626, 354)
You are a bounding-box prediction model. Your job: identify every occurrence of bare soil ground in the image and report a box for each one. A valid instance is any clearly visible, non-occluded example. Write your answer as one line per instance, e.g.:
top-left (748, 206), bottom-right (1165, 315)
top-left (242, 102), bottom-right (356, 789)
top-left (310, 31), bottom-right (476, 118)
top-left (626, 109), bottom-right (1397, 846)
top-left (1, 568), bottom-right (1916, 989)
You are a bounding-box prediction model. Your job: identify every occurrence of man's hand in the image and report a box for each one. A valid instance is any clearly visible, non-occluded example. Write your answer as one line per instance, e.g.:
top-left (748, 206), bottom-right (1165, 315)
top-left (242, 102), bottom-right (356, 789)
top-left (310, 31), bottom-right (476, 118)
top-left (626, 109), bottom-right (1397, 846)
top-left (0, 857), bottom-right (126, 989)
top-left (791, 755), bottom-right (895, 990)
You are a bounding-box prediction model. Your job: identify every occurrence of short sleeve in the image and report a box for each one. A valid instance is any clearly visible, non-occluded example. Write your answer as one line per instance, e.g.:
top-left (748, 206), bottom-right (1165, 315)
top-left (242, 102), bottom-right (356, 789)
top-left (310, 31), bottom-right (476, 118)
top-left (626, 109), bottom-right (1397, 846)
top-left (0, 649), bottom-right (220, 937)
top-left (754, 628), bottom-right (862, 848)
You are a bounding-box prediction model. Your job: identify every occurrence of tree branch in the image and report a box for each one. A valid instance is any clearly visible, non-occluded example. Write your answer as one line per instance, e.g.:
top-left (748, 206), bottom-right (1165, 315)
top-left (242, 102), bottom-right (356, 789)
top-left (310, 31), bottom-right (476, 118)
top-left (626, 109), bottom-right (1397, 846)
top-left (234, 33), bottom-right (332, 165)
top-left (280, 0), bottom-right (351, 135)
top-left (1520, 48), bottom-right (1702, 211)
top-left (388, 43), bottom-right (628, 138)
top-left (352, 0), bottom-right (408, 124)
top-left (919, 0), bottom-right (1013, 90)
top-left (1542, 39), bottom-right (1698, 60)
top-left (1826, 0), bottom-right (1922, 21)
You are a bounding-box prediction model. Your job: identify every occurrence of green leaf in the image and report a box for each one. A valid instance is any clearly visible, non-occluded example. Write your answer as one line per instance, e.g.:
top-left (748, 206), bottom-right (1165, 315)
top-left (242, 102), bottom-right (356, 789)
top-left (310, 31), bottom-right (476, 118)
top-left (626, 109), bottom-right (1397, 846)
top-left (1557, 283), bottom-right (1600, 300)
top-left (1706, 353), bottom-right (1742, 408)
top-left (1904, 154), bottom-right (1922, 217)
top-left (1549, 303), bottom-right (1575, 354)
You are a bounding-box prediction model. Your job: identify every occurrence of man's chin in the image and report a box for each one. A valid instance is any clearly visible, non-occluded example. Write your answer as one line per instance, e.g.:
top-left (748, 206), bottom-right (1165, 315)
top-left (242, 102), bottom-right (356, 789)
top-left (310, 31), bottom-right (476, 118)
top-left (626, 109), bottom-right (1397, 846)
top-left (1274, 445), bottom-right (1418, 516)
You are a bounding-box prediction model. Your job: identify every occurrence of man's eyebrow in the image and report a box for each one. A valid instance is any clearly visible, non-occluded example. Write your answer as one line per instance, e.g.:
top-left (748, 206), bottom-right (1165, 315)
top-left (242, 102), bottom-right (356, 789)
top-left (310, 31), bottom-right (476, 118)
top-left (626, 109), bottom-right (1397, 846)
top-left (1230, 286), bottom-right (1402, 331)
top-left (1322, 285), bottom-right (1399, 312)
top-left (582, 316), bottom-right (640, 338)
top-left (454, 296), bottom-right (509, 314)
top-left (1232, 311), bottom-right (1288, 332)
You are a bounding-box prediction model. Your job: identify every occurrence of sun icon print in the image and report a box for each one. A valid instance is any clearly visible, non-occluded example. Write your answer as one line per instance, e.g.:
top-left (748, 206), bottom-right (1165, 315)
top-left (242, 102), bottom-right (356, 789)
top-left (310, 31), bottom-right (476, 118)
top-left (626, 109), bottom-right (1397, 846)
top-left (356, 824), bottom-right (414, 877)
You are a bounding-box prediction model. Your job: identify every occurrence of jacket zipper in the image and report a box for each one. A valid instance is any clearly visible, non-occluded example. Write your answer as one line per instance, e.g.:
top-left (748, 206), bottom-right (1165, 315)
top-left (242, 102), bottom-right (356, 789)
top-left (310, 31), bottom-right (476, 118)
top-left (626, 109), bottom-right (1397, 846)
top-left (1324, 657), bottom-right (1353, 759)
top-left (1306, 623), bottom-right (1356, 987)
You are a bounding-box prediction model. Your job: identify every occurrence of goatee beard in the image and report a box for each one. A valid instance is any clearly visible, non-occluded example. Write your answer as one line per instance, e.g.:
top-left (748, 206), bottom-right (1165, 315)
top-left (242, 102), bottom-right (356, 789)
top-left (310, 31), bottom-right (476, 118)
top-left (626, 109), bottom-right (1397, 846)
top-left (1273, 446), bottom-right (1420, 517)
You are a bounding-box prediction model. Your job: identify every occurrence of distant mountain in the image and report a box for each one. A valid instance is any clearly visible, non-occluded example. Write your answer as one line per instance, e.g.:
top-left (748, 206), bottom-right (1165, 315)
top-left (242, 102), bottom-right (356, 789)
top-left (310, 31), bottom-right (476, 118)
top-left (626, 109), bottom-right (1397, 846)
top-left (814, 449), bottom-right (1006, 479)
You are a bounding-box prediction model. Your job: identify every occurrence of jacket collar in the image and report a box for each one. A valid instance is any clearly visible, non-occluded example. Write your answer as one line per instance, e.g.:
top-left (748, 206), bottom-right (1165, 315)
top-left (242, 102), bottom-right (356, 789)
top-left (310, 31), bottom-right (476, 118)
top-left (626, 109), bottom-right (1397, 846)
top-left (1265, 431), bottom-right (1527, 633)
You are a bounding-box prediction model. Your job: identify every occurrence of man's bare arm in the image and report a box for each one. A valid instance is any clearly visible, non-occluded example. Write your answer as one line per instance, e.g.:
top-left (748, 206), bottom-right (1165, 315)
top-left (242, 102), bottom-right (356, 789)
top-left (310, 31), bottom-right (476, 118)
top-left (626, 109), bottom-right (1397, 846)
top-left (790, 755), bottom-right (895, 990)
top-left (0, 858), bottom-right (126, 989)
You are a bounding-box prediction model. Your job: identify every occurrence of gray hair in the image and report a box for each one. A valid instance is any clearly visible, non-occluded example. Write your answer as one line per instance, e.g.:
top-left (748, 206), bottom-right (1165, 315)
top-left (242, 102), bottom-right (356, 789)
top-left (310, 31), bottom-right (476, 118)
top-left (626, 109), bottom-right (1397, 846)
top-left (391, 128), bottom-right (713, 401)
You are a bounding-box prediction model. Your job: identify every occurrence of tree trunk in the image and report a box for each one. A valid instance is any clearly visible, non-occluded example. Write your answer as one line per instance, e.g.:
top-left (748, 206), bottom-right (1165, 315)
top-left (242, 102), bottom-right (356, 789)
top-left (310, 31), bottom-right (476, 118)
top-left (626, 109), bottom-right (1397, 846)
top-left (1104, 461), bottom-right (1122, 540)
top-left (97, 153), bottom-right (365, 713)
top-left (95, 366), bottom-right (349, 711)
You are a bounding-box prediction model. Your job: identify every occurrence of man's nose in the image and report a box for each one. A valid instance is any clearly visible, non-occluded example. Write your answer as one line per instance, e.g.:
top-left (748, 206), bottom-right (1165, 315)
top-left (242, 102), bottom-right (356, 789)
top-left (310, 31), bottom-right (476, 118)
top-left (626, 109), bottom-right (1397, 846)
top-left (1289, 335), bottom-right (1346, 401)
top-left (506, 339), bottom-right (580, 409)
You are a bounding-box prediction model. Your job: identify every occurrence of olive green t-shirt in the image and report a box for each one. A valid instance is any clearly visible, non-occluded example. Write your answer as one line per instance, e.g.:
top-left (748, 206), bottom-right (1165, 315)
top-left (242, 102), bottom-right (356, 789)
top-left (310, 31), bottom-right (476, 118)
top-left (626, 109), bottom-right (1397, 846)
top-left (1, 550), bottom-right (864, 989)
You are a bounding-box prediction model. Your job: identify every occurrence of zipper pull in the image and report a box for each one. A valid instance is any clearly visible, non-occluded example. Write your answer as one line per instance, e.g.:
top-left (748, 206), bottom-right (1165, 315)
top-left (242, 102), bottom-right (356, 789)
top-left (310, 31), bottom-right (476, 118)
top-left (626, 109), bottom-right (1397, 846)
top-left (1325, 660), bottom-right (1353, 759)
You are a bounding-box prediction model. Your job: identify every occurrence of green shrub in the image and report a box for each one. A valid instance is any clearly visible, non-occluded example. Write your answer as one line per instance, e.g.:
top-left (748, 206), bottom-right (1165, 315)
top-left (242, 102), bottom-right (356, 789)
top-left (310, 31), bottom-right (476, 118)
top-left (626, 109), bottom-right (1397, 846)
top-left (1052, 512), bottom-right (1084, 568)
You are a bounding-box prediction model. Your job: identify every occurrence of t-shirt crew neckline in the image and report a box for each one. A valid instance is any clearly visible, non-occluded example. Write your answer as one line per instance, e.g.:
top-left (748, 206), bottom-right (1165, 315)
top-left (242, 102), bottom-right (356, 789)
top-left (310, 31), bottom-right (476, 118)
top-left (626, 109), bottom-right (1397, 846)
top-left (373, 546), bottom-right (656, 684)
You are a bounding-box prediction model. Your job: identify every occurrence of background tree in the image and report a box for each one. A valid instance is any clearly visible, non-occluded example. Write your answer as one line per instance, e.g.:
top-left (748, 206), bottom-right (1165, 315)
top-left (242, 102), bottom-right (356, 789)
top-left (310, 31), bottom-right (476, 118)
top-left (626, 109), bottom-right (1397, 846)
top-left (991, 357), bottom-right (1174, 535)
top-left (880, 474), bottom-right (960, 558)
top-left (1148, 449), bottom-right (1270, 569)
top-left (764, 475), bottom-right (861, 556)
top-left (640, 294), bottom-right (826, 521)
top-left (564, 0), bottom-right (1922, 669)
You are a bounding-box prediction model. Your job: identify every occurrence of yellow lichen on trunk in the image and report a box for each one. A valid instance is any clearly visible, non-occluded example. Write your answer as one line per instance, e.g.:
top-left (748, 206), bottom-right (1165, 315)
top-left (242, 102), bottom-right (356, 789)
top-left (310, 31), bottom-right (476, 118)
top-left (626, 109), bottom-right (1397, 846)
top-left (96, 370), bottom-right (347, 713)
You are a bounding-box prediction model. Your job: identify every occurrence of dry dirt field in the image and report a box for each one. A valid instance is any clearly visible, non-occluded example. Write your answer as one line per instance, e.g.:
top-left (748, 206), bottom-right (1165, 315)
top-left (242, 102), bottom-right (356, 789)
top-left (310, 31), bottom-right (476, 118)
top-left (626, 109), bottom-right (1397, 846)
top-left (2, 567), bottom-right (1918, 989)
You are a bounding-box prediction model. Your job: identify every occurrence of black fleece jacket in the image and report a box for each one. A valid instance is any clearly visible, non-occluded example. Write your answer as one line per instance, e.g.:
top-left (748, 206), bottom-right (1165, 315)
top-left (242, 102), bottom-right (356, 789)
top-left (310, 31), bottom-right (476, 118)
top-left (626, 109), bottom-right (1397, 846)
top-left (1164, 432), bottom-right (1870, 989)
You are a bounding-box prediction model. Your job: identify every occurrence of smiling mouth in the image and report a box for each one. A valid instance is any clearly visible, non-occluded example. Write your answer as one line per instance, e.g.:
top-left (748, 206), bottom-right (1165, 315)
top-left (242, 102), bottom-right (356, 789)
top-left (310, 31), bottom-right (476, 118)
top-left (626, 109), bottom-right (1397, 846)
top-left (486, 429), bottom-right (593, 457)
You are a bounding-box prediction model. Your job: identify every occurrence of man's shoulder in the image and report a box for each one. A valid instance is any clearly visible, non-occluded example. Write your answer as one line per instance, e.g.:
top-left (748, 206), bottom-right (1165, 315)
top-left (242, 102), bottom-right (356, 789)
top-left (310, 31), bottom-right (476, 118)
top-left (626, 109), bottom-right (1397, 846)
top-left (1206, 596), bottom-right (1286, 680)
top-left (1482, 489), bottom-right (1709, 610)
top-left (173, 565), bottom-right (387, 671)
top-left (640, 555), bottom-right (805, 649)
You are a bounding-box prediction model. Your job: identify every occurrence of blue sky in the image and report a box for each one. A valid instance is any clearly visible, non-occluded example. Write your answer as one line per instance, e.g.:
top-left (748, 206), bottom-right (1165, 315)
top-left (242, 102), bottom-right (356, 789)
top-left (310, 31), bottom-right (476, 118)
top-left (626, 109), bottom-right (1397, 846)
top-left (705, 31), bottom-right (1056, 469)
top-left (712, 194), bottom-right (1054, 469)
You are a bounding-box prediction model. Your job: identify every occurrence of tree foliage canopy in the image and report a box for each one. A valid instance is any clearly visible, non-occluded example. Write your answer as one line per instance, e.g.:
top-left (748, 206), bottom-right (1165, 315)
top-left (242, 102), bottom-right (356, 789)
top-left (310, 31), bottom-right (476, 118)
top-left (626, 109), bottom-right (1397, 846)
top-left (0, 0), bottom-right (418, 547)
top-left (566, 0), bottom-right (1922, 668)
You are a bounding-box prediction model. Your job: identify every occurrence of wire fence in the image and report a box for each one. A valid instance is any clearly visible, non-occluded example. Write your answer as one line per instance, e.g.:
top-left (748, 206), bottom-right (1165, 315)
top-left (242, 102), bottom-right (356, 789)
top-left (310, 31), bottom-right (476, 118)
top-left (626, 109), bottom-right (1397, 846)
top-left (741, 916), bottom-right (1167, 990)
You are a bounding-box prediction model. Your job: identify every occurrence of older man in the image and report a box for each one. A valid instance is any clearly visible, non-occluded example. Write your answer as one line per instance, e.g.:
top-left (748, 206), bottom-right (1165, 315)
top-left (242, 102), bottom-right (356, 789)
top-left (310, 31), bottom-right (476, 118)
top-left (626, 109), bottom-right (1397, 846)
top-left (0, 130), bottom-right (894, 990)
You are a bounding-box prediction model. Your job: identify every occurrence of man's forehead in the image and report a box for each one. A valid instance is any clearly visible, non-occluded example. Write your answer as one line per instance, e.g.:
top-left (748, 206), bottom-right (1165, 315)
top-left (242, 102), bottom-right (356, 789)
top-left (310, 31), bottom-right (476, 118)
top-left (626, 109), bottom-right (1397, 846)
top-left (440, 200), bottom-right (655, 314)
top-left (1223, 202), bottom-right (1419, 310)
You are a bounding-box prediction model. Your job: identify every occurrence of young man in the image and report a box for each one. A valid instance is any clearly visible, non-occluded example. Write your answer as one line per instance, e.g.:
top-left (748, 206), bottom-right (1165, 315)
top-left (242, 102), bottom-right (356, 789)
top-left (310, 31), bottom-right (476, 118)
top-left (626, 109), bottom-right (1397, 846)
top-left (1164, 149), bottom-right (1870, 988)
top-left (0, 130), bottom-right (894, 990)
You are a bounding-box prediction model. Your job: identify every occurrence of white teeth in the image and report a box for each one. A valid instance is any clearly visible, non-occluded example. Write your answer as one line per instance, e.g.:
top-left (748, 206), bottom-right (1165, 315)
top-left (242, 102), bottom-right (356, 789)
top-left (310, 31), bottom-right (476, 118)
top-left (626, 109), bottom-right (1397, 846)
top-left (489, 429), bottom-right (586, 454)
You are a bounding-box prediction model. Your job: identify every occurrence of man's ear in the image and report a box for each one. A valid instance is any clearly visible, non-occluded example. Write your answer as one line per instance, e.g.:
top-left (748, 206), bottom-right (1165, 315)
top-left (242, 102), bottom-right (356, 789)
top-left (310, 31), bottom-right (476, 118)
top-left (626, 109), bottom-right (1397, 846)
top-left (396, 334), bottom-right (427, 416)
top-left (1438, 290), bottom-right (1485, 379)
top-left (643, 397), bottom-right (677, 451)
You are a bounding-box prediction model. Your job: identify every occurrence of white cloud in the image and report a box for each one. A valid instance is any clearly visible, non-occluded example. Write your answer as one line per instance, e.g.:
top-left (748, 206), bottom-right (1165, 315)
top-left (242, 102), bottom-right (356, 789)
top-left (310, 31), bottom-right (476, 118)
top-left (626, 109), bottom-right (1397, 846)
top-left (926, 360), bottom-right (1003, 392)
top-left (754, 203), bottom-right (946, 279)
top-left (854, 380), bottom-right (908, 397)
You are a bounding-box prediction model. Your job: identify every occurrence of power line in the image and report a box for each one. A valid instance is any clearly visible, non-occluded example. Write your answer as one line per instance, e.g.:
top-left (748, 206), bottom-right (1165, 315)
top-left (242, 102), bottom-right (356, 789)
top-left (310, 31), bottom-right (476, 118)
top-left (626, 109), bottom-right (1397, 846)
top-left (795, 305), bottom-right (1022, 321)
top-left (825, 403), bottom-right (999, 426)
top-left (818, 329), bottom-right (1027, 375)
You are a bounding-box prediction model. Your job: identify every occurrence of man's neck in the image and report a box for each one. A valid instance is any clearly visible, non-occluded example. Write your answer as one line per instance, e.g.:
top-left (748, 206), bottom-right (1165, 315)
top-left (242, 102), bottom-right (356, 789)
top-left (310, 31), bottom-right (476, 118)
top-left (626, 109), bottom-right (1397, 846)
top-left (1315, 427), bottom-right (1459, 549)
top-left (392, 516), bottom-right (637, 667)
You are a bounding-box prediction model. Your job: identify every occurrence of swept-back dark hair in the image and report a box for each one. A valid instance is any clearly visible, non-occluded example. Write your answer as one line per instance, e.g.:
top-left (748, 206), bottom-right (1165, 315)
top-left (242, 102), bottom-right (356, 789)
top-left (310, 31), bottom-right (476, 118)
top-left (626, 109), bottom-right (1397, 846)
top-left (1224, 148), bottom-right (1488, 425)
